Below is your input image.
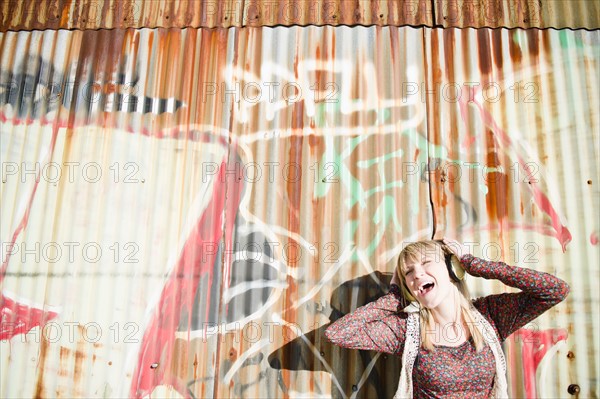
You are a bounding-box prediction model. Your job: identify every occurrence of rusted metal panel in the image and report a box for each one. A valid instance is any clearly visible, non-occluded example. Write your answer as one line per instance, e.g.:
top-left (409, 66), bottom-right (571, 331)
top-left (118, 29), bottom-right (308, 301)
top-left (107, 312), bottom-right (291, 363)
top-left (241, 0), bottom-right (433, 27)
top-left (0, 0), bottom-right (432, 31)
top-left (0, 0), bottom-right (244, 30)
top-left (0, 25), bottom-right (598, 398)
top-left (0, 0), bottom-right (600, 31)
top-left (1, 0), bottom-right (599, 31)
top-left (0, 0), bottom-right (435, 31)
top-left (434, 0), bottom-right (600, 29)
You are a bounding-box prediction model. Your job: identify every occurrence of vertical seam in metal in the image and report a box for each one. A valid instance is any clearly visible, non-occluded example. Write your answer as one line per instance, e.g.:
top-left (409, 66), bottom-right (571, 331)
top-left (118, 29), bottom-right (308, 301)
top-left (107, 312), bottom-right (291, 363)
top-left (431, 0), bottom-right (437, 27)
top-left (240, 0), bottom-right (246, 27)
top-left (422, 27), bottom-right (437, 240)
top-left (213, 24), bottom-right (243, 396)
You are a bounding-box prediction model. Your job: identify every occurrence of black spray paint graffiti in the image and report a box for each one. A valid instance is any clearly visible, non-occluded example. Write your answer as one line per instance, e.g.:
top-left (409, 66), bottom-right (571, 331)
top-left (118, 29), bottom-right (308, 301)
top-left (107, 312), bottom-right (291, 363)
top-left (0, 55), bottom-right (184, 121)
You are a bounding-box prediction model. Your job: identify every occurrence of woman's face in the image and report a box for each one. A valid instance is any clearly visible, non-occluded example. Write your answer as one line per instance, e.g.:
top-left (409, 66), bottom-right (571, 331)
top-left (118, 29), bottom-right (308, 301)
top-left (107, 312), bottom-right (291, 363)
top-left (401, 247), bottom-right (454, 309)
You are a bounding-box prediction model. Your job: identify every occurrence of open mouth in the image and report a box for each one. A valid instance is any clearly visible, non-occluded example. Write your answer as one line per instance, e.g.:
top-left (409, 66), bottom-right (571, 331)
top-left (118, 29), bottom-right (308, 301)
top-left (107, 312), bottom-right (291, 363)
top-left (419, 282), bottom-right (435, 296)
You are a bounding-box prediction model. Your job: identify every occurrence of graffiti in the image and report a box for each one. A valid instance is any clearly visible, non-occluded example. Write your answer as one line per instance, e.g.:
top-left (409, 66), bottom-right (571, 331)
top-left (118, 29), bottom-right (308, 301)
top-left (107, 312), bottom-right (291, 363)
top-left (510, 328), bottom-right (569, 398)
top-left (1, 26), bottom-right (596, 398)
top-left (0, 55), bottom-right (184, 123)
top-left (0, 293), bottom-right (59, 341)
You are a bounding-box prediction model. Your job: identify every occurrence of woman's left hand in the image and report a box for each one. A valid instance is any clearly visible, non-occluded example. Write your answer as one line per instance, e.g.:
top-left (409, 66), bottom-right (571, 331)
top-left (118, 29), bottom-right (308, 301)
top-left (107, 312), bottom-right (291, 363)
top-left (440, 237), bottom-right (470, 258)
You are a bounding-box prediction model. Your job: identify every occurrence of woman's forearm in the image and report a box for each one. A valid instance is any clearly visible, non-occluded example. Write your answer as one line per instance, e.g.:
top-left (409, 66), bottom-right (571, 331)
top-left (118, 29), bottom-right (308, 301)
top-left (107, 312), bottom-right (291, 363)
top-left (461, 254), bottom-right (570, 303)
top-left (324, 285), bottom-right (407, 354)
top-left (463, 253), bottom-right (570, 340)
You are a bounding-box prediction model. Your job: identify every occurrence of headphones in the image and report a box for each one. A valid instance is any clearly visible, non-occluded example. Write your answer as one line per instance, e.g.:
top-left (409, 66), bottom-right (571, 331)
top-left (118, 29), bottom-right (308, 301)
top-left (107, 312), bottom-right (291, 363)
top-left (438, 241), bottom-right (466, 283)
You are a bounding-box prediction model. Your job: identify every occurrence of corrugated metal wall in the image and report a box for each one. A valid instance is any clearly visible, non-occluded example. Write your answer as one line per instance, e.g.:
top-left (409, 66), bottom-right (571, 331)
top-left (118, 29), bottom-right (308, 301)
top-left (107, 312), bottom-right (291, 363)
top-left (0, 2), bottom-right (598, 399)
top-left (1, 0), bottom-right (599, 30)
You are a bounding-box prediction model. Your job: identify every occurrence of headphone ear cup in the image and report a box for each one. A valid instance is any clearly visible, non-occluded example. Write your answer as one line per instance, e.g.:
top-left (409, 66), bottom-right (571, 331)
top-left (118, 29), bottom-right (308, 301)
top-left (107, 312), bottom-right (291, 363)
top-left (444, 253), bottom-right (458, 282)
top-left (439, 242), bottom-right (466, 282)
top-left (450, 254), bottom-right (465, 280)
top-left (444, 252), bottom-right (465, 282)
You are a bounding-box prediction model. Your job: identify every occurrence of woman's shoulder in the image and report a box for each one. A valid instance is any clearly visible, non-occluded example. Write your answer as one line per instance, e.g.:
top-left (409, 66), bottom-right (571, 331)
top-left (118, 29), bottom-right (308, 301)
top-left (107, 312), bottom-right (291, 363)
top-left (470, 296), bottom-right (503, 339)
top-left (471, 295), bottom-right (495, 313)
top-left (471, 295), bottom-right (502, 323)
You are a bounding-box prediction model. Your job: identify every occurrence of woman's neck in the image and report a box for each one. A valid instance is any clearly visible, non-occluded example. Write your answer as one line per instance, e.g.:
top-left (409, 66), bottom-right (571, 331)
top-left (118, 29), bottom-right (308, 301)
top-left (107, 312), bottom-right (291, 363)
top-left (429, 290), bottom-right (460, 326)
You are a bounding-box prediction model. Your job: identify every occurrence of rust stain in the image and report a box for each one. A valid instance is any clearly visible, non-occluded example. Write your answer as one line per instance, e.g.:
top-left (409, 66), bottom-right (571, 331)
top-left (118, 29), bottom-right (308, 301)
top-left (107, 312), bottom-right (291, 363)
top-left (428, 29), bottom-right (441, 148)
top-left (526, 29), bottom-right (540, 58)
top-left (193, 353), bottom-right (199, 380)
top-left (73, 325), bottom-right (87, 395)
top-left (542, 31), bottom-right (552, 54)
top-left (279, 99), bottom-right (306, 399)
top-left (33, 331), bottom-right (50, 398)
top-left (59, 346), bottom-right (70, 377)
top-left (441, 176), bottom-right (448, 207)
top-left (442, 28), bottom-right (460, 201)
top-left (331, 26), bottom-right (336, 60)
top-left (390, 25), bottom-right (400, 73)
top-left (314, 44), bottom-right (322, 96)
top-left (491, 29), bottom-right (504, 69)
top-left (171, 338), bottom-right (189, 380)
top-left (60, 346), bottom-right (69, 360)
top-left (477, 29), bottom-right (492, 75)
top-left (520, 200), bottom-right (524, 215)
top-left (178, 28), bottom-right (197, 128)
top-left (414, 148), bottom-right (420, 162)
top-left (286, 102), bottom-right (304, 263)
top-left (443, 29), bottom-right (456, 82)
top-left (59, 0), bottom-right (70, 27)
top-left (228, 347), bottom-right (238, 360)
top-left (307, 133), bottom-right (324, 157)
top-left (509, 32), bottom-right (523, 64)
top-left (484, 130), bottom-right (508, 222)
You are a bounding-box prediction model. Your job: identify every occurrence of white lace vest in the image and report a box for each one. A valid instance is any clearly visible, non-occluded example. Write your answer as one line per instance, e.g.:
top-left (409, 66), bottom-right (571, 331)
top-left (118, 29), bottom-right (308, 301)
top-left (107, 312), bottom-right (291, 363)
top-left (393, 303), bottom-right (509, 398)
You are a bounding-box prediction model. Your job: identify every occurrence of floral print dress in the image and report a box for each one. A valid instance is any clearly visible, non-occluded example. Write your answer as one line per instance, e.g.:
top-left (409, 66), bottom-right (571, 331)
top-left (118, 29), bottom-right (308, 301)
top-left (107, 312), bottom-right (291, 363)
top-left (324, 254), bottom-right (570, 398)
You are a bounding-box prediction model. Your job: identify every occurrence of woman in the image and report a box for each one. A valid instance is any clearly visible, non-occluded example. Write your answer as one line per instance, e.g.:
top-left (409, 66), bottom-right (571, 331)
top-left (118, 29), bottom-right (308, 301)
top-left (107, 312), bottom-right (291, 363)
top-left (324, 238), bottom-right (570, 398)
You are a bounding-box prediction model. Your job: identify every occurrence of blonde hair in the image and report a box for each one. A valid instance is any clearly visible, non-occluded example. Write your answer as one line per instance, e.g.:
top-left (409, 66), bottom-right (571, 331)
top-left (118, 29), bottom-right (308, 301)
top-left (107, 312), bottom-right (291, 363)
top-left (396, 240), bottom-right (485, 352)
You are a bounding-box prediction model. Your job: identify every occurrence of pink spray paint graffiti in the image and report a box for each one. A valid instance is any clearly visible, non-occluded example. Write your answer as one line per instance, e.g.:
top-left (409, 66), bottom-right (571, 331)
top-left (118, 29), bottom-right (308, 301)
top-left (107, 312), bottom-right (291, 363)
top-left (511, 328), bottom-right (569, 398)
top-left (458, 85), bottom-right (572, 251)
top-left (0, 293), bottom-right (59, 340)
top-left (0, 122), bottom-right (62, 340)
top-left (129, 142), bottom-right (245, 398)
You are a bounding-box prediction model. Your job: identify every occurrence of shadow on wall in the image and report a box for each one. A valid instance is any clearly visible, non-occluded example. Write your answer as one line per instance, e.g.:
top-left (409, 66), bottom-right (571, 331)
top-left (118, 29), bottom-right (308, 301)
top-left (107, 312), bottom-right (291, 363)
top-left (268, 272), bottom-right (402, 398)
